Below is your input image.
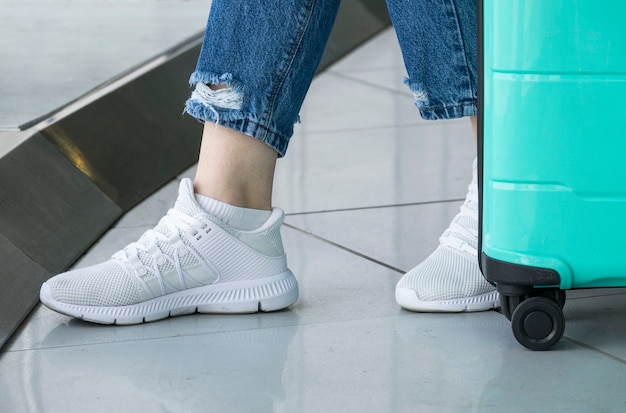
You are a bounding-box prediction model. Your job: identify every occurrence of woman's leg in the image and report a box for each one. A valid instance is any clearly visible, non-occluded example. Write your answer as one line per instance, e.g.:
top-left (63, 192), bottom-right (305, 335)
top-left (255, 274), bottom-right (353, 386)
top-left (388, 0), bottom-right (498, 312)
top-left (188, 0), bottom-right (341, 209)
top-left (39, 0), bottom-right (341, 324)
top-left (194, 122), bottom-right (278, 211)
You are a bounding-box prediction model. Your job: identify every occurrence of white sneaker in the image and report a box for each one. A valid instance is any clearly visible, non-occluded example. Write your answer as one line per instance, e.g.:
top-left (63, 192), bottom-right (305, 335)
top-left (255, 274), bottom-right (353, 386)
top-left (395, 159), bottom-right (499, 312)
top-left (40, 179), bottom-right (298, 324)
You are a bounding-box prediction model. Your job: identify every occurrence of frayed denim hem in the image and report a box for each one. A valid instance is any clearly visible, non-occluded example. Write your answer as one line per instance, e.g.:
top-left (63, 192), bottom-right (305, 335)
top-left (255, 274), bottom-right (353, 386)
top-left (184, 99), bottom-right (289, 157)
top-left (403, 78), bottom-right (477, 120)
top-left (184, 71), bottom-right (290, 157)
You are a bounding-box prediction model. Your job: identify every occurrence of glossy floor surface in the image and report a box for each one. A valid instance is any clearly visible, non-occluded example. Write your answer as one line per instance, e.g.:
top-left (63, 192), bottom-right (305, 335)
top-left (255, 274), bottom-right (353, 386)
top-left (2, 29), bottom-right (626, 412)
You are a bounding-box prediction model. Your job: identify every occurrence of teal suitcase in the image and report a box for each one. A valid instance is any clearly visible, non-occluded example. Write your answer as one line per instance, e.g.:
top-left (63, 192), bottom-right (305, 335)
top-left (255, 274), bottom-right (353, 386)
top-left (479, 0), bottom-right (626, 350)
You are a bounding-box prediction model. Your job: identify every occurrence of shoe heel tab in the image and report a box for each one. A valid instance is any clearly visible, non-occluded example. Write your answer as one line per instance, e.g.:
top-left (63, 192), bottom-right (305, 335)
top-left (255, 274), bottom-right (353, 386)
top-left (251, 207), bottom-right (284, 232)
top-left (241, 208), bottom-right (285, 256)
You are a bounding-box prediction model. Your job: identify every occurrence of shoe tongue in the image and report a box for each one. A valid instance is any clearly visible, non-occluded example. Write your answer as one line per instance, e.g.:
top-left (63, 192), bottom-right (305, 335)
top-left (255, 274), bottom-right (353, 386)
top-left (135, 179), bottom-right (202, 248)
top-left (173, 178), bottom-right (207, 217)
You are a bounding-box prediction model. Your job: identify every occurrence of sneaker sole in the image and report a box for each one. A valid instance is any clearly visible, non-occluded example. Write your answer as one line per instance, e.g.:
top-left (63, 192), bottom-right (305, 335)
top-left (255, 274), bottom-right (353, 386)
top-left (395, 287), bottom-right (500, 313)
top-left (40, 271), bottom-right (299, 325)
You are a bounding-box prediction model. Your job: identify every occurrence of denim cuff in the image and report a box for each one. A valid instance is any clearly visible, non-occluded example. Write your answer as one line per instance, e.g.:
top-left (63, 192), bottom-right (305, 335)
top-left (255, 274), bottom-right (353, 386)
top-left (418, 102), bottom-right (477, 121)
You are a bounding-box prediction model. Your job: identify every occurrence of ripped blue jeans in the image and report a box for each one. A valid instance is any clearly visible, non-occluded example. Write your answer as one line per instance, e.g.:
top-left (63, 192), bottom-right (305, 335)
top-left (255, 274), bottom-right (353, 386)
top-left (184, 0), bottom-right (477, 157)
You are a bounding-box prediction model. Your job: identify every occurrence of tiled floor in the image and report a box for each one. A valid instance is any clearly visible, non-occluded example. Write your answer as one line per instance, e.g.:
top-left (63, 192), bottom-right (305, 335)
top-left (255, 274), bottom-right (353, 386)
top-left (2, 29), bottom-right (626, 413)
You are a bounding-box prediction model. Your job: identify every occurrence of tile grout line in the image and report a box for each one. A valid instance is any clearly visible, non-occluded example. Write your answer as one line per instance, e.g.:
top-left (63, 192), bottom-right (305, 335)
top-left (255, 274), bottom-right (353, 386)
top-left (567, 290), bottom-right (626, 300)
top-left (0, 322), bottom-right (299, 354)
top-left (285, 198), bottom-right (464, 217)
top-left (562, 336), bottom-right (626, 365)
top-left (292, 120), bottom-right (450, 137)
top-left (283, 223), bottom-right (405, 274)
top-left (294, 114), bottom-right (465, 139)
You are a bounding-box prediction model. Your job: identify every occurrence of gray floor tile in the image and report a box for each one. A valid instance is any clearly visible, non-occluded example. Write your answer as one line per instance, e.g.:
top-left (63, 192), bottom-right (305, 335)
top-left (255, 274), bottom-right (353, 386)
top-left (285, 201), bottom-right (463, 272)
top-left (328, 28), bottom-right (411, 96)
top-left (275, 121), bottom-right (476, 214)
top-left (0, 323), bottom-right (298, 413)
top-left (566, 287), bottom-right (626, 300)
top-left (563, 292), bottom-right (626, 361)
top-left (293, 71), bottom-right (424, 136)
top-left (284, 315), bottom-right (626, 413)
top-left (330, 28), bottom-right (405, 72)
top-left (331, 68), bottom-right (413, 96)
top-left (3, 310), bottom-right (626, 413)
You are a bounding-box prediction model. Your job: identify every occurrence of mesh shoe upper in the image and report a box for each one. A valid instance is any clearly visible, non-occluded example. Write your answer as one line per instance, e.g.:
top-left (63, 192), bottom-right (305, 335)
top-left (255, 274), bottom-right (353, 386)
top-left (45, 179), bottom-right (287, 307)
top-left (397, 159), bottom-right (496, 304)
top-left (48, 261), bottom-right (148, 307)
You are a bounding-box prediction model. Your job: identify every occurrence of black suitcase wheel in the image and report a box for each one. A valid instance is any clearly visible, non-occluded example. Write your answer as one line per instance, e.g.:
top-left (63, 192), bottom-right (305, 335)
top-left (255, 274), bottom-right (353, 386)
top-left (499, 289), bottom-right (565, 321)
top-left (511, 297), bottom-right (565, 350)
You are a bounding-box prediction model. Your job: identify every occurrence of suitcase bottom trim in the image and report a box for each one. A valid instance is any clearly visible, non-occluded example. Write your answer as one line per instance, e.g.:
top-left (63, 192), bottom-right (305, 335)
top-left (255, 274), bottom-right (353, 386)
top-left (481, 253), bottom-right (561, 288)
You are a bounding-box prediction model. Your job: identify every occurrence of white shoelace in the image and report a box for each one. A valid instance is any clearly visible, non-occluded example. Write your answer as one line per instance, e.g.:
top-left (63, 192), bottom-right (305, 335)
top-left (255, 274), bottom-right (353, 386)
top-left (439, 183), bottom-right (479, 256)
top-left (112, 209), bottom-right (211, 284)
